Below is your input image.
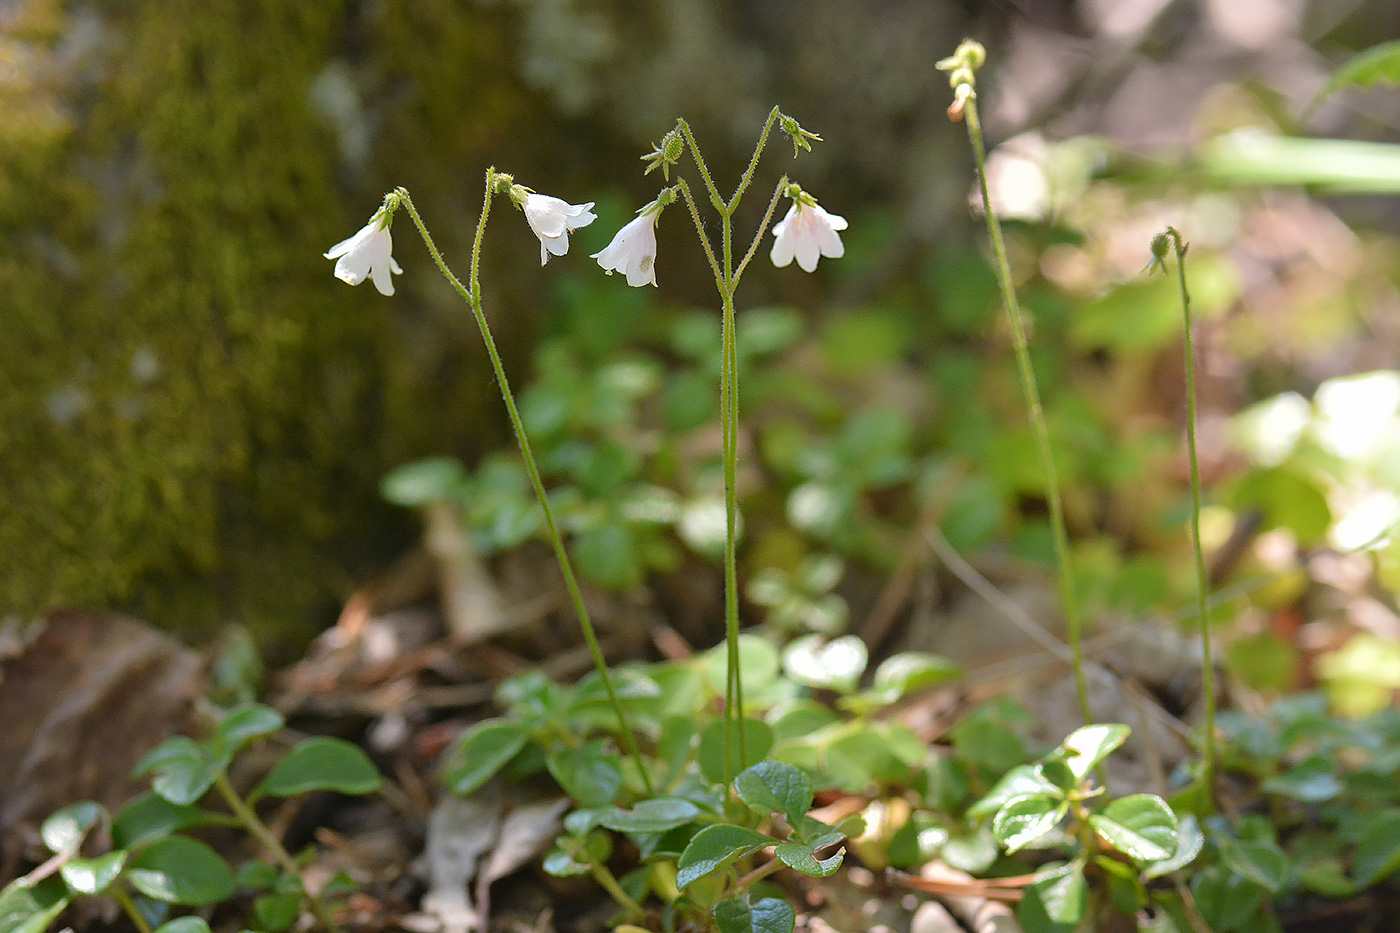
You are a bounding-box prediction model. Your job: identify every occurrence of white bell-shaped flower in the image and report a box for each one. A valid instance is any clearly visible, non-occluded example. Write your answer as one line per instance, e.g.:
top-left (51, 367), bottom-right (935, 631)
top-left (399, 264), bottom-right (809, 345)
top-left (770, 198), bottom-right (847, 273)
top-left (591, 213), bottom-right (658, 287)
top-left (325, 209), bottom-right (402, 296)
top-left (523, 193), bottom-right (596, 266)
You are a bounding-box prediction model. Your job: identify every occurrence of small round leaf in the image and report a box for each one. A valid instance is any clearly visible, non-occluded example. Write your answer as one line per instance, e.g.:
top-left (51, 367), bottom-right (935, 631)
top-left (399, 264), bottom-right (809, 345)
top-left (258, 737), bottom-right (382, 798)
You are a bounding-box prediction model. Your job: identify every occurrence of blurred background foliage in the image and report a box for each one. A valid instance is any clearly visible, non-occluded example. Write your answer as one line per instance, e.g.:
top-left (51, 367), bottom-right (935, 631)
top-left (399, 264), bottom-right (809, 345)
top-left (5, 0), bottom-right (1400, 679)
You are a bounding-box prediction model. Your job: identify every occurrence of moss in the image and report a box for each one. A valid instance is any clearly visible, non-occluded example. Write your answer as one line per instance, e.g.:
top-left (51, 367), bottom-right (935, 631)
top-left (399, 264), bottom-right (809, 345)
top-left (0, 0), bottom-right (528, 653)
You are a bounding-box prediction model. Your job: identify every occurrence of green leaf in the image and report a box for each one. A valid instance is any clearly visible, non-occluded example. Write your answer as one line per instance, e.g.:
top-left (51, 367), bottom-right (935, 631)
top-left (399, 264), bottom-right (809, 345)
top-left (440, 719), bottom-right (531, 797)
top-left (599, 798), bottom-right (701, 834)
top-left (546, 741), bottom-right (623, 808)
top-left (381, 457), bottom-right (467, 507)
top-left (774, 843), bottom-right (843, 878)
top-left (967, 765), bottom-right (1059, 821)
top-left (127, 837), bottom-right (235, 906)
top-left (542, 831), bottom-right (612, 877)
top-left (0, 877), bottom-right (70, 933)
top-left (253, 891), bottom-right (302, 932)
top-left (1200, 130), bottom-right (1400, 194)
top-left (154, 918), bottom-right (212, 933)
top-left (1353, 809), bottom-right (1400, 887)
top-left (60, 852), bottom-right (127, 896)
top-left (1090, 795), bottom-right (1178, 863)
top-left (211, 705), bottom-right (284, 757)
top-left (782, 635), bottom-right (866, 693)
top-left (713, 896), bottom-right (796, 933)
top-left (1059, 724), bottom-right (1130, 780)
top-left (734, 761), bottom-right (813, 826)
top-left (1018, 865), bottom-right (1088, 933)
top-left (1217, 835), bottom-right (1289, 894)
top-left (1144, 815), bottom-right (1204, 879)
top-left (134, 738), bottom-right (221, 807)
top-left (258, 737), bottom-right (382, 798)
top-left (845, 652), bottom-right (961, 711)
top-left (40, 802), bottom-right (103, 855)
top-left (676, 825), bottom-right (775, 890)
top-left (113, 794), bottom-right (216, 850)
top-left (1319, 40), bottom-right (1400, 102)
top-left (698, 719), bottom-right (775, 786)
top-left (992, 794), bottom-right (1066, 853)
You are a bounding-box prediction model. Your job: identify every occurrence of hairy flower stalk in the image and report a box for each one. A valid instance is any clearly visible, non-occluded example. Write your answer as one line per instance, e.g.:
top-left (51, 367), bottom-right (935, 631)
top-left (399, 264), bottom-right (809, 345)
top-left (939, 41), bottom-right (1093, 726)
top-left (327, 182), bottom-right (653, 795)
top-left (1152, 227), bottom-right (1218, 810)
top-left (655, 108), bottom-right (835, 784)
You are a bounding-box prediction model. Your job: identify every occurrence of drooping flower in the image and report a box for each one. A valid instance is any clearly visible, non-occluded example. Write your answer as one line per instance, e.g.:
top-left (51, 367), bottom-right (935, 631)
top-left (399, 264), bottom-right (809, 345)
top-left (523, 193), bottom-right (596, 266)
top-left (592, 212), bottom-right (658, 287)
top-left (770, 196), bottom-right (847, 273)
top-left (325, 209), bottom-right (402, 296)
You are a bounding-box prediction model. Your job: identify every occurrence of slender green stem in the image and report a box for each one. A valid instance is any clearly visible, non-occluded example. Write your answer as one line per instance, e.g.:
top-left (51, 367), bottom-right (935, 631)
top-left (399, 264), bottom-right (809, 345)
top-left (113, 886), bottom-right (155, 933)
top-left (727, 106), bottom-right (782, 211)
top-left (590, 862), bottom-right (644, 918)
top-left (963, 95), bottom-right (1092, 725)
top-left (397, 183), bottom-right (654, 796)
top-left (677, 178), bottom-right (724, 288)
top-left (733, 177), bottom-right (788, 287)
top-left (214, 774), bottom-right (339, 933)
top-left (676, 118), bottom-right (724, 212)
top-left (1165, 227), bottom-right (1217, 807)
top-left (732, 856), bottom-right (784, 892)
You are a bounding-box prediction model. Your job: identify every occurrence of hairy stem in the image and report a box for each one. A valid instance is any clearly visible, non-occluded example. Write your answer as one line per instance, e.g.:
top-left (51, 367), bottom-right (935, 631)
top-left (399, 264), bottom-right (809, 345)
top-left (733, 177), bottom-right (788, 287)
top-left (397, 183), bottom-right (654, 795)
top-left (962, 95), bottom-right (1092, 725)
top-left (1166, 227), bottom-right (1218, 807)
top-left (728, 106), bottom-right (782, 210)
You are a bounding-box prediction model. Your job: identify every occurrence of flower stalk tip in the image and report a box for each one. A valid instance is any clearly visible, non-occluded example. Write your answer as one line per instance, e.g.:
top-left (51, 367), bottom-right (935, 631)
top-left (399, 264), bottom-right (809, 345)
top-left (779, 113), bottom-right (823, 158)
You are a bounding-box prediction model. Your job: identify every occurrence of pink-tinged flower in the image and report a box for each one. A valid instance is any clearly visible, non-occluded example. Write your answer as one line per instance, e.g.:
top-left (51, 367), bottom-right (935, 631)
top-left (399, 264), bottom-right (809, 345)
top-left (523, 193), bottom-right (596, 266)
top-left (591, 213), bottom-right (658, 287)
top-left (325, 210), bottom-right (402, 296)
top-left (770, 199), bottom-right (847, 273)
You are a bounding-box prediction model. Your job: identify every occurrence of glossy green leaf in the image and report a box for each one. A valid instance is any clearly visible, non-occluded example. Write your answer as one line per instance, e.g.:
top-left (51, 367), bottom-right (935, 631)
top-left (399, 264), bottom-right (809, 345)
top-left (212, 705), bottom-right (284, 752)
top-left (676, 825), bottom-right (774, 890)
top-left (992, 794), bottom-right (1065, 853)
top-left (734, 761), bottom-right (813, 826)
top-left (1059, 724), bottom-right (1130, 780)
top-left (1018, 865), bottom-right (1087, 933)
top-left (0, 877), bottom-right (70, 933)
top-left (60, 852), bottom-right (127, 896)
top-left (774, 843), bottom-right (843, 878)
top-left (1144, 815), bottom-right (1204, 879)
top-left (441, 719), bottom-right (531, 797)
top-left (599, 798), bottom-right (701, 834)
top-left (967, 765), bottom-right (1060, 820)
top-left (133, 738), bottom-right (220, 807)
top-left (1216, 834), bottom-right (1289, 894)
top-left (113, 794), bottom-right (216, 850)
top-left (258, 737), bottom-right (382, 798)
top-left (712, 896), bottom-right (796, 933)
top-left (1090, 795), bottom-right (1178, 863)
top-left (546, 740), bottom-right (623, 808)
top-left (154, 918), bottom-right (212, 933)
top-left (127, 837), bottom-right (235, 906)
top-left (40, 802), bottom-right (103, 855)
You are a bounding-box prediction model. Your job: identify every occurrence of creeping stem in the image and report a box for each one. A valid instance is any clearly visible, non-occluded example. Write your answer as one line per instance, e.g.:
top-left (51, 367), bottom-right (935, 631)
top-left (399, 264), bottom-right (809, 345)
top-left (961, 94), bottom-right (1093, 726)
top-left (397, 182), bottom-right (654, 796)
top-left (1164, 227), bottom-right (1217, 807)
top-left (214, 773), bottom-right (339, 933)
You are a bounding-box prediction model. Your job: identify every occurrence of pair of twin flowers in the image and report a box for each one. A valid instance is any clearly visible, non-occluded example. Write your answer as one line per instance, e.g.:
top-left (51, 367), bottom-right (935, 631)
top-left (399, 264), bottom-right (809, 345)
top-left (323, 168), bottom-right (847, 295)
